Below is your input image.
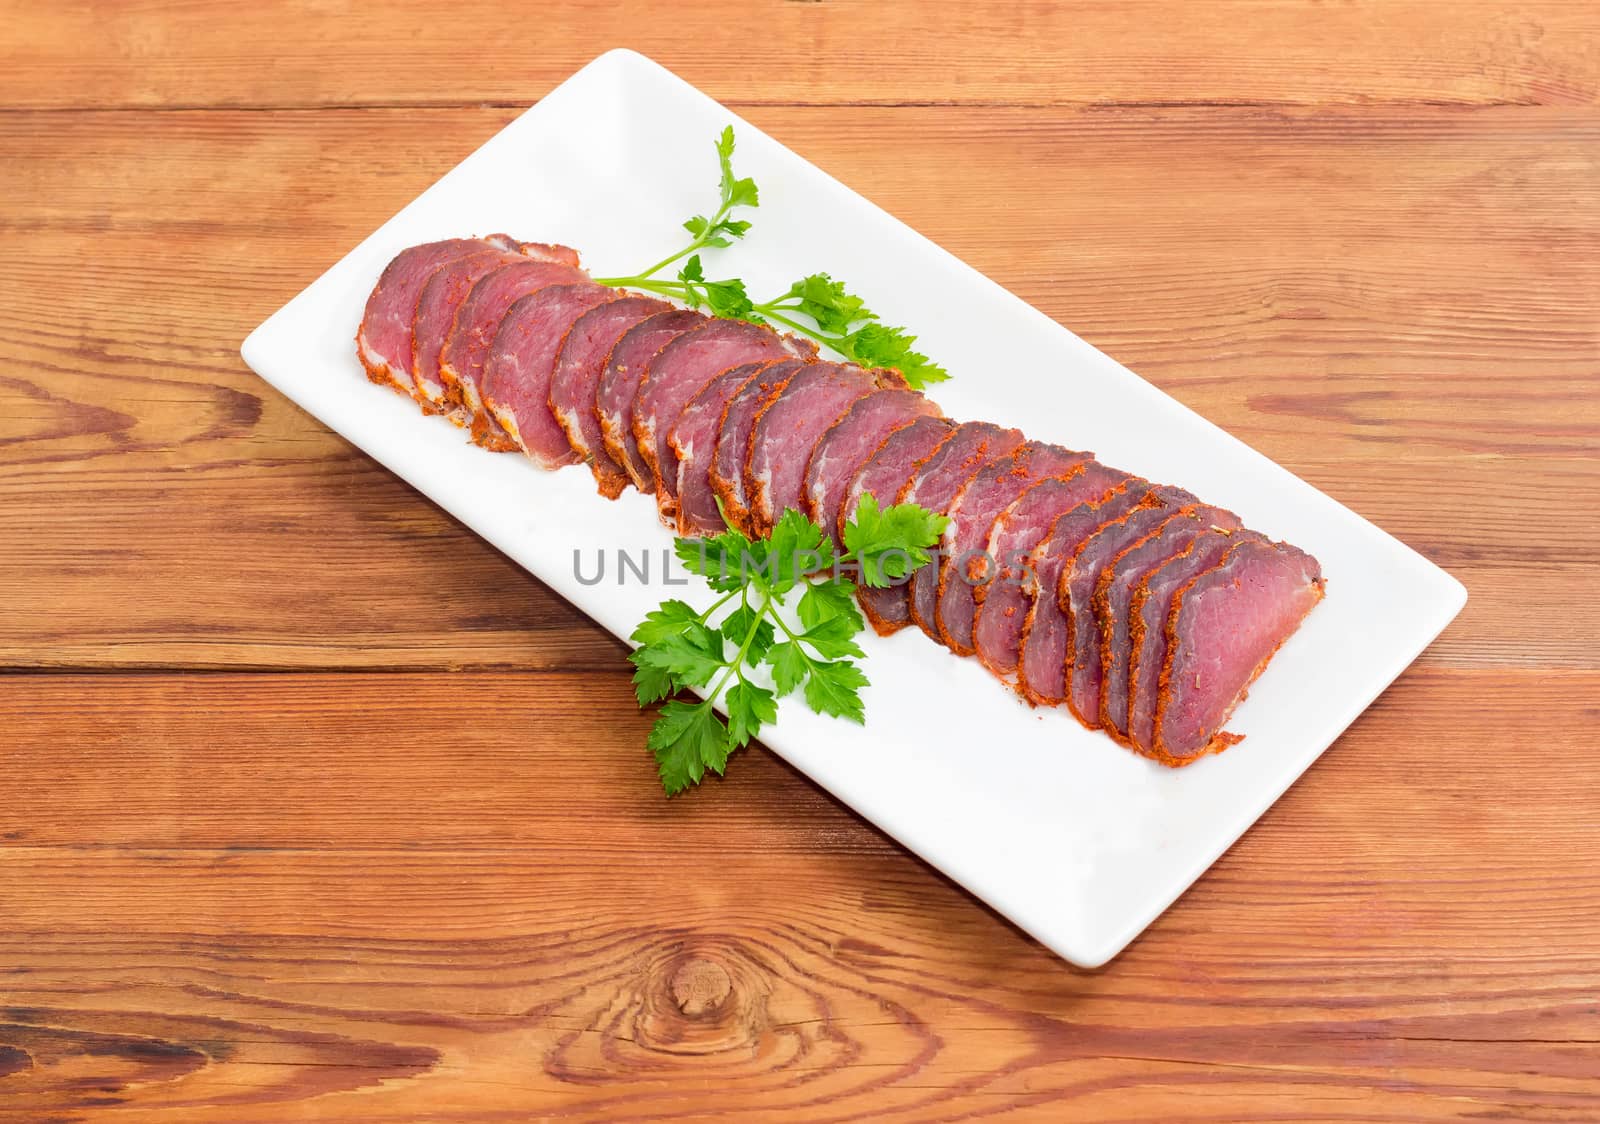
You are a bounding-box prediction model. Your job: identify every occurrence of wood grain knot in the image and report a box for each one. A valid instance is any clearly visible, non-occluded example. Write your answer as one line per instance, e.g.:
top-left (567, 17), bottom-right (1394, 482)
top-left (670, 956), bottom-right (732, 1018)
top-left (633, 942), bottom-right (764, 1057)
top-left (0, 1043), bottom-right (32, 1078)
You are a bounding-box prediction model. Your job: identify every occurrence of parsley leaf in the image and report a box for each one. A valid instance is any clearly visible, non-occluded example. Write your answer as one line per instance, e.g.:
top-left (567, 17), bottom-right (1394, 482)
top-left (629, 622), bottom-right (724, 688)
top-left (843, 494), bottom-right (949, 588)
top-left (630, 657), bottom-right (677, 706)
top-left (630, 599), bottom-right (701, 646)
top-left (764, 641), bottom-right (810, 697)
top-left (721, 603), bottom-right (775, 666)
top-left (766, 508), bottom-right (834, 593)
top-left (784, 273), bottom-right (868, 335)
top-left (847, 322), bottom-right (949, 389)
top-left (725, 681), bottom-right (777, 749)
top-left (797, 577), bottom-right (862, 631)
top-left (649, 701), bottom-right (731, 794)
top-left (799, 615), bottom-right (866, 660)
top-left (675, 529), bottom-right (761, 591)
top-left (752, 275), bottom-right (951, 390)
top-left (804, 659), bottom-right (869, 724)
top-left (716, 124), bottom-right (760, 211)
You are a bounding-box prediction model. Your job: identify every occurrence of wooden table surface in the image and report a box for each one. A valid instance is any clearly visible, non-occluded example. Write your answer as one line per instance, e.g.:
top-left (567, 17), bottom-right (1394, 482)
top-left (4, 3), bottom-right (1598, 1119)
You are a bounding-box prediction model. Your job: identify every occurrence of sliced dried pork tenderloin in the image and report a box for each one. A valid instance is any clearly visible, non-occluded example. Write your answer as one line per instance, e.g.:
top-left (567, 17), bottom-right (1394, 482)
top-left (838, 416), bottom-right (957, 544)
top-left (972, 461), bottom-right (1133, 680)
top-left (634, 320), bottom-right (812, 528)
top-left (802, 389), bottom-right (943, 546)
top-left (671, 360), bottom-right (782, 537)
top-left (708, 362), bottom-right (803, 536)
top-left (744, 363), bottom-right (908, 538)
top-left (596, 309), bottom-right (708, 493)
top-left (1016, 480), bottom-right (1152, 708)
top-left (837, 416), bottom-right (956, 634)
top-left (933, 443), bottom-right (1092, 655)
top-left (1060, 487), bottom-right (1198, 728)
top-left (482, 282), bottom-right (620, 467)
top-left (549, 296), bottom-right (673, 498)
top-left (439, 255), bottom-right (591, 450)
top-left (902, 423), bottom-right (1026, 638)
top-left (412, 242), bottom-right (579, 416)
top-left (357, 236), bottom-right (512, 399)
top-left (1094, 503), bottom-right (1243, 741)
top-left (1127, 528), bottom-right (1263, 755)
top-left (1151, 538), bottom-right (1325, 765)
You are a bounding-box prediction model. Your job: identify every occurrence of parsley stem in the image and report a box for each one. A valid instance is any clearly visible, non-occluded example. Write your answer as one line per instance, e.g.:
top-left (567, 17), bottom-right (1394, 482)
top-left (697, 588), bottom-right (739, 624)
top-left (632, 246), bottom-right (698, 282)
top-left (746, 306), bottom-right (851, 359)
top-left (590, 275), bottom-right (686, 292)
top-left (702, 590), bottom-right (770, 707)
top-left (603, 185), bottom-right (742, 282)
top-left (768, 596), bottom-right (822, 672)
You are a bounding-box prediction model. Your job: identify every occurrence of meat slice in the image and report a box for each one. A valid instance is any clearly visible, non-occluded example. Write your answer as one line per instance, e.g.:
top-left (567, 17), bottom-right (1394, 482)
top-left (1152, 538), bottom-right (1325, 764)
top-left (934, 443), bottom-right (1092, 654)
top-left (439, 256), bottom-right (590, 451)
top-left (549, 296), bottom-right (672, 498)
top-left (596, 309), bottom-right (707, 493)
top-left (482, 282), bottom-right (618, 468)
top-left (745, 363), bottom-right (908, 538)
top-left (803, 389), bottom-right (943, 545)
top-left (634, 320), bottom-right (807, 527)
top-left (838, 416), bottom-right (956, 635)
top-left (972, 461), bottom-right (1132, 679)
top-left (411, 242), bottom-right (548, 416)
top-left (357, 237), bottom-right (505, 399)
top-left (1017, 481), bottom-right (1152, 708)
top-left (709, 360), bottom-right (808, 535)
top-left (1095, 504), bottom-right (1243, 740)
top-left (671, 360), bottom-right (778, 537)
top-left (903, 423), bottom-right (1026, 637)
top-left (1061, 487), bottom-right (1198, 727)
top-left (1127, 528), bottom-right (1264, 755)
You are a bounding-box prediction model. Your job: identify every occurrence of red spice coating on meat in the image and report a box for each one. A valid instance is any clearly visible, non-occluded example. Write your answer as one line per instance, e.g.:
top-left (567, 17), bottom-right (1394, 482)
top-left (1094, 504), bottom-right (1243, 740)
top-left (934, 443), bottom-right (1091, 655)
top-left (1151, 538), bottom-right (1325, 764)
top-left (803, 389), bottom-right (943, 546)
top-left (595, 309), bottom-right (707, 493)
top-left (439, 257), bottom-right (590, 450)
top-left (1016, 482), bottom-right (1152, 708)
top-left (744, 363), bottom-right (905, 538)
top-left (902, 423), bottom-right (1026, 637)
top-left (634, 320), bottom-right (806, 527)
top-left (550, 296), bottom-right (673, 498)
top-left (707, 360), bottom-right (809, 535)
top-left (1127, 528), bottom-right (1263, 754)
top-left (671, 361), bottom-right (779, 537)
top-left (358, 237), bottom-right (505, 399)
top-left (972, 461), bottom-right (1132, 679)
top-left (840, 417), bottom-right (957, 635)
top-left (483, 282), bottom-right (618, 467)
top-left (1060, 487), bottom-right (1197, 728)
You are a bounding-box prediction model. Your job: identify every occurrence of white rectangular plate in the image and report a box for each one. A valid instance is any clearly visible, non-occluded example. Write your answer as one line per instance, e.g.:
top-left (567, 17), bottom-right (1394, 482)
top-left (242, 49), bottom-right (1466, 969)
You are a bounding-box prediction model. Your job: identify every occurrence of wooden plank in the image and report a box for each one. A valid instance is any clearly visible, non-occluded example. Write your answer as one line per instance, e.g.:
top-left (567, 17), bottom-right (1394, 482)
top-left (2, 1), bottom-right (1597, 110)
top-left (7, 667), bottom-right (1592, 851)
top-left (0, 671), bottom-right (1595, 1120)
top-left (4, 105), bottom-right (1596, 670)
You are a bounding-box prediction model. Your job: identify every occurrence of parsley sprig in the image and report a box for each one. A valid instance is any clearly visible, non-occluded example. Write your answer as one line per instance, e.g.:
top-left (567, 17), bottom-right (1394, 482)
top-left (595, 128), bottom-right (950, 390)
top-left (618, 126), bottom-right (758, 282)
top-left (630, 498), bottom-right (947, 795)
